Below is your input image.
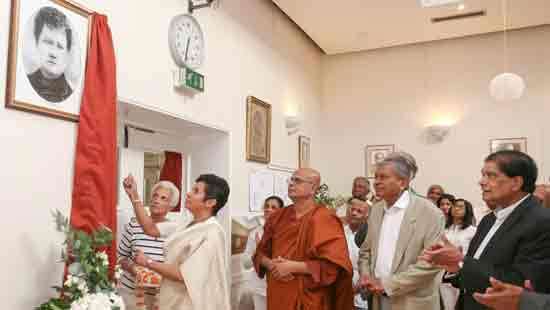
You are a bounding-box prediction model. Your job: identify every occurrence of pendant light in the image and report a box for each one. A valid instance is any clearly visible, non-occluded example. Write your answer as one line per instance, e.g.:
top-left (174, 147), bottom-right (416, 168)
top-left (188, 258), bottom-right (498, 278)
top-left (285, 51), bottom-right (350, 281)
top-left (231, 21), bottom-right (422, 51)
top-left (489, 0), bottom-right (525, 102)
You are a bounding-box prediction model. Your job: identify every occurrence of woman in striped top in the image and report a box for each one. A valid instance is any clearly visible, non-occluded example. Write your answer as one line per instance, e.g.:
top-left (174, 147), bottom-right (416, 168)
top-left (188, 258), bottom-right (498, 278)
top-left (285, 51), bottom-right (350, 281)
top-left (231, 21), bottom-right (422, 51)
top-left (118, 180), bottom-right (180, 310)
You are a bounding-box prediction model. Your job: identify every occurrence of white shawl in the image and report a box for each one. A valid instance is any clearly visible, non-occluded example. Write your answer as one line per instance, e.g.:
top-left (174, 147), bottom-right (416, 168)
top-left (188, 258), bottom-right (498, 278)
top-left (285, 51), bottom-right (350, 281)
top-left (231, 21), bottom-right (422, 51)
top-left (159, 217), bottom-right (229, 310)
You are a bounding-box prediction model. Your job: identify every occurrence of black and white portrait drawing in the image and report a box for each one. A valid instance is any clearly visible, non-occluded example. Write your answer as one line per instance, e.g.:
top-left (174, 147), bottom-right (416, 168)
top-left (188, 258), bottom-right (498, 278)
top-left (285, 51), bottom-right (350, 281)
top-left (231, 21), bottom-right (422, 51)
top-left (6, 0), bottom-right (91, 121)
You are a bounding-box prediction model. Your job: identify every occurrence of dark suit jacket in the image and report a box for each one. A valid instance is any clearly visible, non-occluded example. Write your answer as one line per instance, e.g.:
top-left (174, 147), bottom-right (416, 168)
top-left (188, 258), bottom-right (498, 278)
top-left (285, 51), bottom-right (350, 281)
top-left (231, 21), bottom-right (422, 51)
top-left (520, 292), bottom-right (550, 310)
top-left (455, 195), bottom-right (550, 310)
top-left (354, 222), bottom-right (368, 248)
top-left (28, 70), bottom-right (73, 103)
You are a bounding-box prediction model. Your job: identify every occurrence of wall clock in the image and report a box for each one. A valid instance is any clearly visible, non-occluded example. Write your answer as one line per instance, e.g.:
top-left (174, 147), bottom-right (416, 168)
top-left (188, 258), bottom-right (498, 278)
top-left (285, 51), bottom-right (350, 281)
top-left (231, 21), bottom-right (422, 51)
top-left (168, 14), bottom-right (205, 69)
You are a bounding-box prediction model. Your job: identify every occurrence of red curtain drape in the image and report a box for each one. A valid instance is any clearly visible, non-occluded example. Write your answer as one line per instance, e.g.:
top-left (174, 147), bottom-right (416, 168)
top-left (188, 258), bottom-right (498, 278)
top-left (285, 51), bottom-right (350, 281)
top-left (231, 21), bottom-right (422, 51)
top-left (159, 151), bottom-right (183, 211)
top-left (70, 14), bottom-right (117, 270)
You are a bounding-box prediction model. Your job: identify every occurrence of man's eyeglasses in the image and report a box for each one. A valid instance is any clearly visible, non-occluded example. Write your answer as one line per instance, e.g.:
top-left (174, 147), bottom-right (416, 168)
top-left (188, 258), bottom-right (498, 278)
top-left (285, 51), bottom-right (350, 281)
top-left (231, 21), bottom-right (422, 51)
top-left (287, 176), bottom-right (313, 185)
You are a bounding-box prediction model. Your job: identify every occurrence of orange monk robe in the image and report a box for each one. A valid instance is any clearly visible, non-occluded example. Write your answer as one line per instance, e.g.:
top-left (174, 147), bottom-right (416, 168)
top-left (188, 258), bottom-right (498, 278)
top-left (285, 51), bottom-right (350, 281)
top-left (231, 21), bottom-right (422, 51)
top-left (253, 205), bottom-right (354, 310)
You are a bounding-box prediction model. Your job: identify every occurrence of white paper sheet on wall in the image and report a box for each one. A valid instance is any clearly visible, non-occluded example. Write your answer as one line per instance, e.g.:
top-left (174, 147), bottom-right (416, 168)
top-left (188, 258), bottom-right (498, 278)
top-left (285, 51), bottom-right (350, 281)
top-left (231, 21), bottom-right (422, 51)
top-left (249, 170), bottom-right (275, 212)
top-left (274, 173), bottom-right (292, 206)
top-left (249, 165), bottom-right (293, 212)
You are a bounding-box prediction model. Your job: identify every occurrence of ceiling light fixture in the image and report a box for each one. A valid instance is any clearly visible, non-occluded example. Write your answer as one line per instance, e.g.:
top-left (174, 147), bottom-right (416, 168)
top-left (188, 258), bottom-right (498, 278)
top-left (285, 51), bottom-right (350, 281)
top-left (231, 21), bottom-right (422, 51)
top-left (489, 0), bottom-right (525, 102)
top-left (420, 0), bottom-right (461, 8)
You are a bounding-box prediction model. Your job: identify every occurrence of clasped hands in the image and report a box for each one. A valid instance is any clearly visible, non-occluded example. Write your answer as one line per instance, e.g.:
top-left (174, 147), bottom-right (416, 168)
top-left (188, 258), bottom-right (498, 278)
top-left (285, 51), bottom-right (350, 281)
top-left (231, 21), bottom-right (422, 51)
top-left (418, 235), bottom-right (463, 273)
top-left (358, 275), bottom-right (385, 295)
top-left (267, 257), bottom-right (297, 282)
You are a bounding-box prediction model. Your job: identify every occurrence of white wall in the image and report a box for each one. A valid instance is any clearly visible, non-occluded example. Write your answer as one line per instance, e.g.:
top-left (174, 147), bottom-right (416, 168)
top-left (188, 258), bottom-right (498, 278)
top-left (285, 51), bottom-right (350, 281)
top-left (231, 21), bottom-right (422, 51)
top-left (0, 0), bottom-right (322, 308)
top-left (320, 26), bottom-right (550, 216)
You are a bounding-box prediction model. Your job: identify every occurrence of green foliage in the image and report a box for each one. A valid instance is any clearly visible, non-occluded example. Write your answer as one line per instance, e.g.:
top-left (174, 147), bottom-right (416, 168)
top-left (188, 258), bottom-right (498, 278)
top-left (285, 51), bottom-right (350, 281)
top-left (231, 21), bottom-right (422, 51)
top-left (35, 297), bottom-right (70, 310)
top-left (37, 210), bottom-right (119, 309)
top-left (314, 183), bottom-right (346, 210)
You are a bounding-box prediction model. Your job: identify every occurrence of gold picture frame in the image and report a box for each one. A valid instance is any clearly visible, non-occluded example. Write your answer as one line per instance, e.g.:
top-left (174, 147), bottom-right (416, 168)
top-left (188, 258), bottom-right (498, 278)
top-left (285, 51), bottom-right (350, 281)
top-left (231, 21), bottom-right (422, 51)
top-left (298, 135), bottom-right (311, 168)
top-left (365, 144), bottom-right (395, 178)
top-left (246, 96), bottom-right (271, 163)
top-left (489, 137), bottom-right (527, 153)
top-left (6, 0), bottom-right (93, 122)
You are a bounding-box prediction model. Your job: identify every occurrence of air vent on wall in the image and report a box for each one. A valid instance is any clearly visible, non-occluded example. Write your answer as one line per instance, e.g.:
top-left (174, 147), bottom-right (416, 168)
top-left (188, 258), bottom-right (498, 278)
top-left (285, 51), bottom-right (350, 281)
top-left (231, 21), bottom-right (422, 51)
top-left (420, 0), bottom-right (461, 8)
top-left (431, 10), bottom-right (486, 23)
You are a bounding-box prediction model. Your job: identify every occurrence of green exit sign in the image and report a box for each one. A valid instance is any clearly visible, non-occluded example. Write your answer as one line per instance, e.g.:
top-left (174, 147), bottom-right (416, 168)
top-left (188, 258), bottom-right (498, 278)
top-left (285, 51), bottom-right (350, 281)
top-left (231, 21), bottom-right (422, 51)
top-left (174, 67), bottom-right (204, 92)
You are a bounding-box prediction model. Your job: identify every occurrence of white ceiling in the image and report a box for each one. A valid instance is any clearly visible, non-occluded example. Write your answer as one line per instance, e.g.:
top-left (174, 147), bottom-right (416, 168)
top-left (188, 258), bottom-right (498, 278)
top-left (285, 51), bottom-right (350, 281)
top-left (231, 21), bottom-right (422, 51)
top-left (272, 0), bottom-right (550, 54)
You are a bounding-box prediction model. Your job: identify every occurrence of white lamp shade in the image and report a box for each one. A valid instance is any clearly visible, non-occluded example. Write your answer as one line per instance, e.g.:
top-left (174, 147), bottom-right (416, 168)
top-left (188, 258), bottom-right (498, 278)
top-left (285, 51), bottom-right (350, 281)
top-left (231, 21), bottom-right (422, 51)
top-left (489, 72), bottom-right (526, 102)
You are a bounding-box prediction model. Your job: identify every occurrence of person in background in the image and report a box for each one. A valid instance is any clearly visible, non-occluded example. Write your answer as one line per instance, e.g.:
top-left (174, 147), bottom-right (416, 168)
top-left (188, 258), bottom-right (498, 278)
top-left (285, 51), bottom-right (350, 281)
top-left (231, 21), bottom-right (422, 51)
top-left (427, 185), bottom-right (445, 205)
top-left (338, 177), bottom-right (373, 218)
top-left (118, 181), bottom-right (180, 310)
top-left (343, 198), bottom-right (370, 310)
top-left (534, 184), bottom-right (550, 208)
top-left (436, 193), bottom-right (456, 217)
top-left (244, 196), bottom-right (284, 310)
top-left (440, 198), bottom-right (477, 310)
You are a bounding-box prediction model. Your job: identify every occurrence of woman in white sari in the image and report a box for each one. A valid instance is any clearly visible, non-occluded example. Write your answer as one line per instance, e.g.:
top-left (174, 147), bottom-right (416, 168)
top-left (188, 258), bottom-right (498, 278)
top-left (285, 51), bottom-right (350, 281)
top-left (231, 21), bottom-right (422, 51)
top-left (123, 173), bottom-right (231, 310)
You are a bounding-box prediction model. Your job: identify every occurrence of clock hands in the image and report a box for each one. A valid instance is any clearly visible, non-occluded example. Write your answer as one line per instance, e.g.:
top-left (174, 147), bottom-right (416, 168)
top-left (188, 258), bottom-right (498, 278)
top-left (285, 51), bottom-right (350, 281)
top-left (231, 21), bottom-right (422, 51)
top-left (184, 37), bottom-right (191, 64)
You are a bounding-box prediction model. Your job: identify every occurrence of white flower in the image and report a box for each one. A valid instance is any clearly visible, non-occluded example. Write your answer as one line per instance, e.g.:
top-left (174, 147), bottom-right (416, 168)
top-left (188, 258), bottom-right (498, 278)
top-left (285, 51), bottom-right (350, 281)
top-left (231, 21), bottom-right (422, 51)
top-left (64, 275), bottom-right (74, 286)
top-left (75, 278), bottom-right (88, 294)
top-left (71, 292), bottom-right (125, 310)
top-left (96, 251), bottom-right (109, 267)
top-left (114, 265), bottom-right (123, 280)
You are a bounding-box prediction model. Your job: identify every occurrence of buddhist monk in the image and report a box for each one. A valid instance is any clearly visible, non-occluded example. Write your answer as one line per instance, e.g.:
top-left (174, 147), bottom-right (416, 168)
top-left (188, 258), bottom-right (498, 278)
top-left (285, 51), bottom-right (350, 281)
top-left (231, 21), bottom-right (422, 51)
top-left (253, 168), bottom-right (354, 310)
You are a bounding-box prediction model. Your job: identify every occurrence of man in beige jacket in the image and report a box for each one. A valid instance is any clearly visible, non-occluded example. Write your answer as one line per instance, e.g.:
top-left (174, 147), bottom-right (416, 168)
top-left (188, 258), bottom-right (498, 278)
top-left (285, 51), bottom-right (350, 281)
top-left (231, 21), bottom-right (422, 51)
top-left (358, 152), bottom-right (445, 310)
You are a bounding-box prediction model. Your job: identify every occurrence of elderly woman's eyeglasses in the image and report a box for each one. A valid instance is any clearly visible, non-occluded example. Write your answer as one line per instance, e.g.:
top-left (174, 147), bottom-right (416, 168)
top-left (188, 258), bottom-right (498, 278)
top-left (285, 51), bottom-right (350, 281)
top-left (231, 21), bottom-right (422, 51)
top-left (287, 176), bottom-right (313, 185)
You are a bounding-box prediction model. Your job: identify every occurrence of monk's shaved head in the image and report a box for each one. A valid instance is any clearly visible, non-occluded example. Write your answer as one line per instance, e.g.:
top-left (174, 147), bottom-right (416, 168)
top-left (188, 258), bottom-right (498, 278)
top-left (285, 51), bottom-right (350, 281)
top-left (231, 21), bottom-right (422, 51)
top-left (288, 168), bottom-right (322, 201)
top-left (296, 168), bottom-right (321, 188)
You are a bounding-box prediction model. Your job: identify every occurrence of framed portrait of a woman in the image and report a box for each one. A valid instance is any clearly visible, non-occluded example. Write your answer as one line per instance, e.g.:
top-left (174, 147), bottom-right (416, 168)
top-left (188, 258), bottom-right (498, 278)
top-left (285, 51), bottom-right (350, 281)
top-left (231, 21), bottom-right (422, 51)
top-left (6, 0), bottom-right (92, 121)
top-left (246, 96), bottom-right (271, 164)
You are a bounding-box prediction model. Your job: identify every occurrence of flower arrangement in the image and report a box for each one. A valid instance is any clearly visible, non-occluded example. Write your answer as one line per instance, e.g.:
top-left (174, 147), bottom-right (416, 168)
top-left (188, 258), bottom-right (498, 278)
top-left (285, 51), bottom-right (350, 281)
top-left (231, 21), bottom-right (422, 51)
top-left (314, 183), bottom-right (347, 211)
top-left (36, 210), bottom-right (124, 310)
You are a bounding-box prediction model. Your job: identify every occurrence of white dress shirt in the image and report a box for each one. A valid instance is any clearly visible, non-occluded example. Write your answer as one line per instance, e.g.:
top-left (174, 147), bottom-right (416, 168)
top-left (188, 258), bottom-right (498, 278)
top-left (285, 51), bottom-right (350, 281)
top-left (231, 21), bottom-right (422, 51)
top-left (445, 225), bottom-right (476, 255)
top-left (375, 190), bottom-right (411, 289)
top-left (344, 224), bottom-right (370, 309)
top-left (244, 225), bottom-right (267, 296)
top-left (473, 194), bottom-right (530, 259)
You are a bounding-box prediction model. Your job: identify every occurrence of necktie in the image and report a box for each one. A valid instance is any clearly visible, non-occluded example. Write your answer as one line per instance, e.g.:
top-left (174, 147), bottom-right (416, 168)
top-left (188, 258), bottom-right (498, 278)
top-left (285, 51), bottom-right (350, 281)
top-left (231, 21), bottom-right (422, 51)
top-left (467, 212), bottom-right (497, 257)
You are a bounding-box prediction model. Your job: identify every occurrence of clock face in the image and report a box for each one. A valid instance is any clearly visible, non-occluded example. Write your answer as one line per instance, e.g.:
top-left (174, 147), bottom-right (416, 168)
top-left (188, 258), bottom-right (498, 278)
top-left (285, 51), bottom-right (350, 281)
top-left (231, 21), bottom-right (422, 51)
top-left (168, 14), bottom-right (204, 69)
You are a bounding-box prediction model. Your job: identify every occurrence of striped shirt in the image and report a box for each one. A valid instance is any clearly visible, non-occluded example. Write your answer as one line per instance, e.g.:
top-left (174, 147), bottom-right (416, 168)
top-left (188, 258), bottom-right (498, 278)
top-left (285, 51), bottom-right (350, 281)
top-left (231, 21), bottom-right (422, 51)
top-left (118, 218), bottom-right (167, 291)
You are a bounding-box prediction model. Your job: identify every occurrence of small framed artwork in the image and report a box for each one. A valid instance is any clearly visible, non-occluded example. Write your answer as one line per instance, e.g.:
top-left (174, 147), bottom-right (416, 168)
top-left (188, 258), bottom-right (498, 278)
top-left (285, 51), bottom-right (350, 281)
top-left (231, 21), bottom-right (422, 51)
top-left (298, 135), bottom-right (311, 168)
top-left (365, 144), bottom-right (395, 178)
top-left (5, 0), bottom-right (92, 122)
top-left (490, 137), bottom-right (527, 153)
top-left (246, 96), bottom-right (271, 163)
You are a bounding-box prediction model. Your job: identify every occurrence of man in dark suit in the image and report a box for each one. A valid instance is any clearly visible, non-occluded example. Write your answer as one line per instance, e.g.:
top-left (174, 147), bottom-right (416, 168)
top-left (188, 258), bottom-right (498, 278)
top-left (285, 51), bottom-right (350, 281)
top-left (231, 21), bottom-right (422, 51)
top-left (419, 150), bottom-right (550, 310)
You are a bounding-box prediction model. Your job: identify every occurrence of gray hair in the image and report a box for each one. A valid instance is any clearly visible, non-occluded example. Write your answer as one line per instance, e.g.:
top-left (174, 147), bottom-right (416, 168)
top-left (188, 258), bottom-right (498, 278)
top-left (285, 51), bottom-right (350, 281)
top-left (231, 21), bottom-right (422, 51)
top-left (151, 181), bottom-right (180, 208)
top-left (377, 151), bottom-right (418, 180)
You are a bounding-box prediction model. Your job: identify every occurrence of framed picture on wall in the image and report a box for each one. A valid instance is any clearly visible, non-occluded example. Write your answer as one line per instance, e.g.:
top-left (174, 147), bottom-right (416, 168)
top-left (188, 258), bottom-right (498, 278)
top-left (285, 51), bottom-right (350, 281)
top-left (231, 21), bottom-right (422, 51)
top-left (490, 137), bottom-right (527, 153)
top-left (298, 135), bottom-right (311, 168)
top-left (5, 0), bottom-right (92, 122)
top-left (246, 96), bottom-right (271, 163)
top-left (365, 144), bottom-right (395, 178)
